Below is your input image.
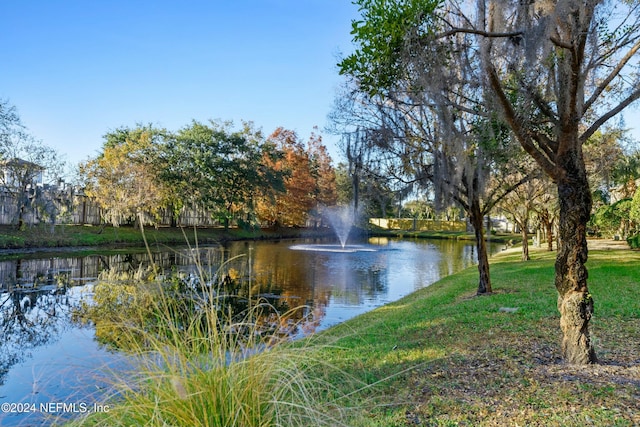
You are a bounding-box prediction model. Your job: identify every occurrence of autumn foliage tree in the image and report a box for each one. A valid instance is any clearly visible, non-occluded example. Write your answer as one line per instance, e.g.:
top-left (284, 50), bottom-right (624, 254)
top-left (308, 130), bottom-right (338, 225)
top-left (80, 125), bottom-right (171, 228)
top-left (256, 128), bottom-right (317, 227)
top-left (255, 128), bottom-right (337, 227)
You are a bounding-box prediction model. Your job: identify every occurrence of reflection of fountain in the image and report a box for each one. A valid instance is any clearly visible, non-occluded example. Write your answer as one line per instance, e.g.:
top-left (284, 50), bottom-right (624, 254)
top-left (289, 244), bottom-right (376, 253)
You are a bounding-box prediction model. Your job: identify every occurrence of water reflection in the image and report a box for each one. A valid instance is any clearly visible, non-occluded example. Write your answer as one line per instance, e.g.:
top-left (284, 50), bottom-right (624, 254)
top-left (0, 249), bottom-right (225, 388)
top-left (0, 281), bottom-right (77, 385)
top-left (0, 238), bottom-right (493, 380)
top-left (0, 237), bottom-right (499, 426)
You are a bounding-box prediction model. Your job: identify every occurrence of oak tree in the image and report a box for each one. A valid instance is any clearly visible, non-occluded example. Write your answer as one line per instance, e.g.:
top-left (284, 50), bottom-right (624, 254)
top-left (340, 0), bottom-right (640, 364)
top-left (162, 121), bottom-right (275, 228)
top-left (337, 10), bottom-right (531, 294)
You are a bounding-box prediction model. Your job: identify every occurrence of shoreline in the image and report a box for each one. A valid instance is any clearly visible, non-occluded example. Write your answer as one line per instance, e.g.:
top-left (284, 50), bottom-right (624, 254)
top-left (0, 224), bottom-right (522, 257)
top-left (0, 223), bottom-right (628, 258)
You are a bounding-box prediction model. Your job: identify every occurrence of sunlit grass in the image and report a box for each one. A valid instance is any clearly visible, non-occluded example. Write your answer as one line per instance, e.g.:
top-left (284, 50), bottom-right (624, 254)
top-left (304, 246), bottom-right (640, 426)
top-left (67, 254), bottom-right (362, 427)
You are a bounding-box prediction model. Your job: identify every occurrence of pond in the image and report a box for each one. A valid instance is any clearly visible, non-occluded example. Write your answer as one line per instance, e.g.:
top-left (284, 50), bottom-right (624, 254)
top-left (0, 236), bottom-right (500, 426)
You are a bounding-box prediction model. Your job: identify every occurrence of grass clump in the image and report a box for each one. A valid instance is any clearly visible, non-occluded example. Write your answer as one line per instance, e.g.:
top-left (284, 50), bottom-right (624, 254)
top-left (69, 254), bottom-right (358, 427)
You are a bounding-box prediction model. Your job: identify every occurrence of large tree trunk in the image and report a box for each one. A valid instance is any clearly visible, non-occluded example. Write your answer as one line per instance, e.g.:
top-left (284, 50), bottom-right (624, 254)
top-left (469, 198), bottom-right (492, 294)
top-left (555, 155), bottom-right (597, 364)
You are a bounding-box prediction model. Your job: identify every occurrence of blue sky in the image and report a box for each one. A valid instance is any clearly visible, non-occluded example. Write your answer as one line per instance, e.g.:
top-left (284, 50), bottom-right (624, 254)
top-left (1, 1), bottom-right (358, 168)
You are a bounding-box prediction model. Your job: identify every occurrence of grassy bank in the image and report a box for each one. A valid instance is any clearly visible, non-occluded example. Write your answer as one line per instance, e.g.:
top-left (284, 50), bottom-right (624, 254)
top-left (66, 245), bottom-right (639, 426)
top-left (306, 247), bottom-right (640, 426)
top-left (0, 224), bottom-right (332, 254)
top-left (0, 223), bottom-right (518, 255)
top-left (368, 227), bottom-right (519, 244)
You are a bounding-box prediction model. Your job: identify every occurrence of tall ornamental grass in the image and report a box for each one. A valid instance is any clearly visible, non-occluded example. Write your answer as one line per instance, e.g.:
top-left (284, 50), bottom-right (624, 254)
top-left (70, 251), bottom-right (357, 427)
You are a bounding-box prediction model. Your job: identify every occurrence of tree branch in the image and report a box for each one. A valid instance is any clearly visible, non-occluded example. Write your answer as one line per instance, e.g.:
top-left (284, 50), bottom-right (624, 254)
top-left (485, 62), bottom-right (559, 179)
top-left (549, 36), bottom-right (573, 50)
top-left (581, 86), bottom-right (640, 143)
top-left (482, 171), bottom-right (538, 215)
top-left (584, 39), bottom-right (640, 113)
top-left (436, 27), bottom-right (523, 40)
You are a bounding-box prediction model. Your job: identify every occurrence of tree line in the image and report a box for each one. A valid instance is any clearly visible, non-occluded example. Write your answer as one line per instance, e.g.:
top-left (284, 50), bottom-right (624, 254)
top-left (79, 122), bottom-right (340, 230)
top-left (1, 99), bottom-right (345, 230)
top-left (4, 96), bottom-right (640, 242)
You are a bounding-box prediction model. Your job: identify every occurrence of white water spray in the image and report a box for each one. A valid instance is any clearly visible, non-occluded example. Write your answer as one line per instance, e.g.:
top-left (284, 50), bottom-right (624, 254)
top-left (325, 205), bottom-right (356, 248)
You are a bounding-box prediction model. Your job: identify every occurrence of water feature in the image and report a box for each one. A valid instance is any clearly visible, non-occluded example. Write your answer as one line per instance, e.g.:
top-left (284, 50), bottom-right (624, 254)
top-left (0, 237), bottom-right (500, 426)
top-left (325, 205), bottom-right (357, 248)
top-left (289, 243), bottom-right (377, 253)
top-left (292, 205), bottom-right (371, 253)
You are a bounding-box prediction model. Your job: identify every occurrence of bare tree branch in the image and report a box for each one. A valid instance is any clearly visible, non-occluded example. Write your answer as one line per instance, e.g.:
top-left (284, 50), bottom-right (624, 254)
top-left (584, 39), bottom-right (640, 113)
top-left (436, 27), bottom-right (523, 40)
top-left (581, 87), bottom-right (640, 143)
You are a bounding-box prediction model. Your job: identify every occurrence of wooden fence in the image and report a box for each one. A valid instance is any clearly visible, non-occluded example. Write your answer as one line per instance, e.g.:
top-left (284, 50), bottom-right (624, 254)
top-left (0, 190), bottom-right (226, 227)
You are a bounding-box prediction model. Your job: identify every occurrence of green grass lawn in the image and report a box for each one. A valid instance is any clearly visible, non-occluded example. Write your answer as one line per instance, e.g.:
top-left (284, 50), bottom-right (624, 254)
top-left (305, 247), bottom-right (640, 426)
top-left (368, 228), bottom-right (519, 244)
top-left (0, 224), bottom-right (331, 255)
top-left (64, 242), bottom-right (639, 427)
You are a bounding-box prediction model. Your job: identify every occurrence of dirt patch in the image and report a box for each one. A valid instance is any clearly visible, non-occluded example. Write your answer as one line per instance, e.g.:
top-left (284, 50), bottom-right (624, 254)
top-left (587, 238), bottom-right (631, 251)
top-left (404, 320), bottom-right (640, 426)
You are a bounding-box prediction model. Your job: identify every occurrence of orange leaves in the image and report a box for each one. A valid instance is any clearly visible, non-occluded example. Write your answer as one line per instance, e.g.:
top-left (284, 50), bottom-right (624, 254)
top-left (255, 128), bottom-right (337, 227)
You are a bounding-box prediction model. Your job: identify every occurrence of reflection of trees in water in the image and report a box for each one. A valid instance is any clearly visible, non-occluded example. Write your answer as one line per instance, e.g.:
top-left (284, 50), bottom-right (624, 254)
top-left (0, 277), bottom-right (83, 386)
top-left (241, 240), bottom-right (390, 330)
top-left (315, 251), bottom-right (389, 306)
top-left (0, 243), bottom-right (349, 387)
top-left (0, 239), bottom-right (498, 386)
top-left (77, 260), bottom-right (305, 351)
top-left (0, 249), bottom-right (229, 386)
top-left (0, 245), bottom-right (316, 383)
top-left (237, 241), bottom-right (332, 335)
top-left (0, 248), bottom-right (230, 295)
top-left (3, 239), bottom-right (486, 381)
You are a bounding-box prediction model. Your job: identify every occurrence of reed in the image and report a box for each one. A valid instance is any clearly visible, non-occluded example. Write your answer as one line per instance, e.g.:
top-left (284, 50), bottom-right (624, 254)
top-left (68, 245), bottom-right (359, 427)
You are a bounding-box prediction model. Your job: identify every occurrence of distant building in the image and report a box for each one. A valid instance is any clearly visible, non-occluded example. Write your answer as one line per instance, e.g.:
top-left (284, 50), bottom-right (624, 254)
top-left (0, 158), bottom-right (45, 190)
